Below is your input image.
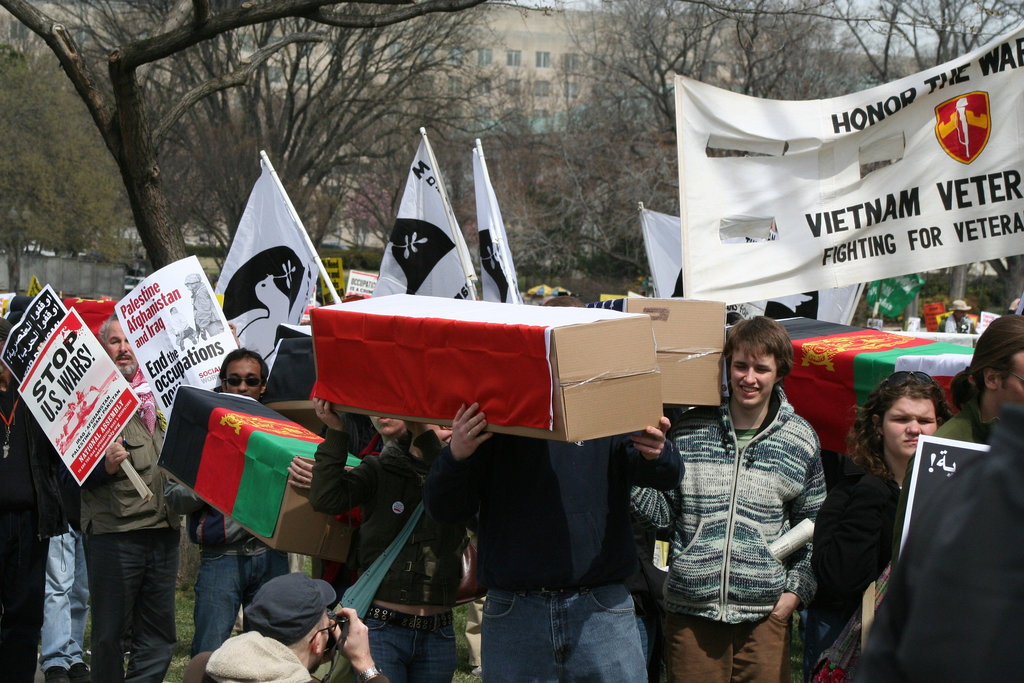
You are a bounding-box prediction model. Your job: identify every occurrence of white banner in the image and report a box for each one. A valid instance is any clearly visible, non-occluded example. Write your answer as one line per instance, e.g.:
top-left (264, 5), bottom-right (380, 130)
top-left (474, 143), bottom-right (523, 304)
top-left (117, 256), bottom-right (236, 421)
top-left (676, 24), bottom-right (1024, 304)
top-left (374, 136), bottom-right (475, 299)
top-left (640, 207), bottom-right (861, 324)
top-left (20, 310), bottom-right (138, 484)
top-left (216, 155), bottom-right (320, 362)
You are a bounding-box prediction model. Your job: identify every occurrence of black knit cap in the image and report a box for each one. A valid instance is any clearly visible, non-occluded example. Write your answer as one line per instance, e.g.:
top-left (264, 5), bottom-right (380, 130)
top-left (0, 317), bottom-right (11, 343)
top-left (243, 573), bottom-right (337, 644)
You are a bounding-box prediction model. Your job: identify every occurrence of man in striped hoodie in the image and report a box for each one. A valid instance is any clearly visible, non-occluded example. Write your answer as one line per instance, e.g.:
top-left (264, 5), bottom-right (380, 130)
top-left (633, 316), bottom-right (824, 682)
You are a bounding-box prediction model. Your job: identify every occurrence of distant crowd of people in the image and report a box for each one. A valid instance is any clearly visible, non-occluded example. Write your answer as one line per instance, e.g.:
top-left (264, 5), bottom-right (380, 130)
top-left (1, 295), bottom-right (1022, 682)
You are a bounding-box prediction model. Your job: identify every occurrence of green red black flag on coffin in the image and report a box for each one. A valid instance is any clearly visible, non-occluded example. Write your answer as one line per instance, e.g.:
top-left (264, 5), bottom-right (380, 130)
top-left (159, 386), bottom-right (322, 537)
top-left (780, 318), bottom-right (973, 453)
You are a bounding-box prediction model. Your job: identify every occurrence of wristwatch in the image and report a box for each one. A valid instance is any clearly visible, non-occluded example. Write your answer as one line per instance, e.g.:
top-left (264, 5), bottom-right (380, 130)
top-left (357, 666), bottom-right (383, 682)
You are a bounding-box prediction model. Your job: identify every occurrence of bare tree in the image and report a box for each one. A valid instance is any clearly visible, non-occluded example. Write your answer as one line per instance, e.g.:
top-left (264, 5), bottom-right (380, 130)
top-left (0, 0), bottom-right (487, 269)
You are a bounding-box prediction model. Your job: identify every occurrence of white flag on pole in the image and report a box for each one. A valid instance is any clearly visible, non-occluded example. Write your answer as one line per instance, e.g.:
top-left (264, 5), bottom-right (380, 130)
top-left (375, 136), bottom-right (475, 299)
top-left (640, 207), bottom-right (861, 324)
top-left (639, 207), bottom-right (684, 298)
top-left (473, 143), bottom-right (522, 304)
top-left (216, 155), bottom-right (318, 363)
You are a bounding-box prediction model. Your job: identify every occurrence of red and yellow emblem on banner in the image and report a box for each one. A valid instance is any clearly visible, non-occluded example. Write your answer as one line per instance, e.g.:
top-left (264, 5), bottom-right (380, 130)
top-left (798, 330), bottom-right (919, 372)
top-left (213, 408), bottom-right (322, 443)
top-left (934, 91), bottom-right (990, 164)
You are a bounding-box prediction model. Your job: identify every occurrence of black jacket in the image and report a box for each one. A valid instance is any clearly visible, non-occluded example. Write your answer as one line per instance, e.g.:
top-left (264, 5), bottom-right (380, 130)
top-left (423, 432), bottom-right (682, 591)
top-left (860, 404), bottom-right (1024, 680)
top-left (309, 429), bottom-right (467, 606)
top-left (811, 455), bottom-right (898, 615)
top-left (24, 401), bottom-right (68, 539)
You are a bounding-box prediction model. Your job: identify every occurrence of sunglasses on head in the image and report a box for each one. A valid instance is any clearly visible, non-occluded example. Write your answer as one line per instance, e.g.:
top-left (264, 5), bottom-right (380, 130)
top-left (224, 376), bottom-right (262, 387)
top-left (883, 370), bottom-right (936, 386)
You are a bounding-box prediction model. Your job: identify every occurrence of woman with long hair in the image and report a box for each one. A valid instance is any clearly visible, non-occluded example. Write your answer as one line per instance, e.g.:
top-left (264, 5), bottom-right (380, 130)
top-left (804, 372), bottom-right (952, 679)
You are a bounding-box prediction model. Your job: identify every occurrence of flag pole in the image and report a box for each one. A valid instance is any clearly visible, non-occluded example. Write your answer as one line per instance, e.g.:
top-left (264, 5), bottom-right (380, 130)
top-left (419, 128), bottom-right (478, 300)
top-left (259, 151), bottom-right (342, 305)
top-left (474, 139), bottom-right (522, 304)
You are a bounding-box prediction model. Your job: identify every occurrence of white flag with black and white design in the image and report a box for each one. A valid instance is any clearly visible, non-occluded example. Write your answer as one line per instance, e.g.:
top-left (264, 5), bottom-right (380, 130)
top-left (216, 156), bottom-right (317, 363)
top-left (473, 145), bottom-right (522, 304)
top-left (640, 207), bottom-right (861, 324)
top-left (374, 139), bottom-right (472, 299)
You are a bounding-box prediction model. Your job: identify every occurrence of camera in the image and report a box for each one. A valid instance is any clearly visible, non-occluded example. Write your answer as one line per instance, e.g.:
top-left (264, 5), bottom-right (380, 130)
top-left (325, 610), bottom-right (350, 650)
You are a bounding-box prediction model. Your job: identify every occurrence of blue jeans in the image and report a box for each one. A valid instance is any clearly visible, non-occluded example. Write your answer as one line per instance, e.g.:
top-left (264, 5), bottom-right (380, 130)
top-left (191, 547), bottom-right (289, 655)
top-left (364, 615), bottom-right (456, 683)
top-left (86, 527), bottom-right (178, 683)
top-left (39, 526), bottom-right (89, 671)
top-left (0, 510), bottom-right (47, 682)
top-left (803, 607), bottom-right (849, 681)
top-left (482, 584), bottom-right (646, 682)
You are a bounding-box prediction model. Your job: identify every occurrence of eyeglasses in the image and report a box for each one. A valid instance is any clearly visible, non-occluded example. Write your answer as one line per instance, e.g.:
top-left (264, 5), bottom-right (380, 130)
top-left (1010, 371), bottom-right (1024, 385)
top-left (882, 371), bottom-right (937, 386)
top-left (224, 376), bottom-right (262, 387)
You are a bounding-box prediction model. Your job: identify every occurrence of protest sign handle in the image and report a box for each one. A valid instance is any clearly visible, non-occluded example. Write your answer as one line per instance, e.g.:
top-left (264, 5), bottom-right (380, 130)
top-left (120, 459), bottom-right (154, 501)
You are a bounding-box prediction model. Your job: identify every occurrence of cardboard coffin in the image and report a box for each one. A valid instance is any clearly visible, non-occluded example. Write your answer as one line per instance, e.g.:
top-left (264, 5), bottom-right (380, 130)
top-left (311, 295), bottom-right (663, 442)
top-left (159, 386), bottom-right (352, 561)
top-left (622, 298), bottom-right (725, 406)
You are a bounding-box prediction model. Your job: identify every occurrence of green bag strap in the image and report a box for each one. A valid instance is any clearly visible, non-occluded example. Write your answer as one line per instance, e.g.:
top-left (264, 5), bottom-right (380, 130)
top-left (340, 501), bottom-right (424, 618)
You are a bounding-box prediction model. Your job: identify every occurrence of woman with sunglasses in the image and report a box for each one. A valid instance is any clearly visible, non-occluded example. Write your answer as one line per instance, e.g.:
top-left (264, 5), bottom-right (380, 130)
top-left (804, 371), bottom-right (951, 678)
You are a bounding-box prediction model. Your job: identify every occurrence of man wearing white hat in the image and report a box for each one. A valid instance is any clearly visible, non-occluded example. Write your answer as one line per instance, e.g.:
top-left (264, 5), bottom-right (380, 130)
top-left (944, 299), bottom-right (977, 334)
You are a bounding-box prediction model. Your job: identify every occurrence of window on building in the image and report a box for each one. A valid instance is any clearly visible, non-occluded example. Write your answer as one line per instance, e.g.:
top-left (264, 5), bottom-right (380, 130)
top-left (388, 42), bottom-right (405, 58)
top-left (475, 106), bottom-right (492, 121)
top-left (563, 81), bottom-right (580, 99)
top-left (506, 79), bottom-right (520, 95)
top-left (448, 76), bottom-right (463, 94)
top-left (507, 50), bottom-right (521, 67)
top-left (477, 48), bottom-right (492, 66)
top-left (536, 51), bottom-right (551, 68)
top-left (478, 78), bottom-right (492, 95)
top-left (448, 47), bottom-right (464, 66)
top-left (534, 80), bottom-right (550, 97)
top-left (562, 53), bottom-right (579, 71)
top-left (532, 109), bottom-right (549, 119)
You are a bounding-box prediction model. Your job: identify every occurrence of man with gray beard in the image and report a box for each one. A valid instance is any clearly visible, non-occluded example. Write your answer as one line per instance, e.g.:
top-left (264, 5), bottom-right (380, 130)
top-left (80, 316), bottom-right (179, 682)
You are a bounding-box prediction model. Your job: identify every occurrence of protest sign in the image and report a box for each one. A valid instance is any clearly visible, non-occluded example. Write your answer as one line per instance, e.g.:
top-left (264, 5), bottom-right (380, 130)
top-left (675, 24), bottom-right (1024, 304)
top-left (900, 434), bottom-right (989, 552)
top-left (1, 285), bottom-right (67, 382)
top-left (117, 256), bottom-right (236, 422)
top-left (345, 270), bottom-right (379, 298)
top-left (20, 309), bottom-right (139, 484)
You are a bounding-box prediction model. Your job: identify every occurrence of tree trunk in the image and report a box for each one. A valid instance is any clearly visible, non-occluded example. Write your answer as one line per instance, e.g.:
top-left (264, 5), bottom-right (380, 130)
top-left (109, 55), bottom-right (188, 269)
top-left (948, 264), bottom-right (967, 301)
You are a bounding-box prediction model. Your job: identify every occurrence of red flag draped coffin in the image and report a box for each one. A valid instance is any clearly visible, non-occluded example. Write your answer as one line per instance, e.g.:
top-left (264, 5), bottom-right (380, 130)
top-left (159, 385), bottom-right (353, 560)
top-left (311, 294), bottom-right (664, 442)
top-left (781, 318), bottom-right (973, 453)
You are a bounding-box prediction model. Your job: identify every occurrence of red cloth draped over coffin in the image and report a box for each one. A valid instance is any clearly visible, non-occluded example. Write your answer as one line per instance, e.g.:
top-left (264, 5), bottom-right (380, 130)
top-left (310, 295), bottom-right (663, 441)
top-left (781, 318), bottom-right (974, 453)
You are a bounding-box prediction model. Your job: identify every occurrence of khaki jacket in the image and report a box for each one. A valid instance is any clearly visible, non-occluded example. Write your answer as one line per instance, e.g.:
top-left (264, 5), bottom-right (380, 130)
top-left (82, 413), bottom-right (179, 534)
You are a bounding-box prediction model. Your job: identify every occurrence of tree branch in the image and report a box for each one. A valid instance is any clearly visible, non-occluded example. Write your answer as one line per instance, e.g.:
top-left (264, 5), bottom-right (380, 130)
top-left (153, 32), bottom-right (326, 145)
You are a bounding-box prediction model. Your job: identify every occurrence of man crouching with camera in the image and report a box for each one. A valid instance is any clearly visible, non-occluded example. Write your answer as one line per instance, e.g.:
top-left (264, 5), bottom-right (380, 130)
top-left (184, 573), bottom-right (388, 683)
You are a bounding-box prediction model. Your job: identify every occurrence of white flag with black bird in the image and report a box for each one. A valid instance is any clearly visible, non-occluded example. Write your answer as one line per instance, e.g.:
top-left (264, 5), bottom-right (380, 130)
top-left (473, 140), bottom-right (522, 304)
top-left (374, 131), bottom-right (477, 299)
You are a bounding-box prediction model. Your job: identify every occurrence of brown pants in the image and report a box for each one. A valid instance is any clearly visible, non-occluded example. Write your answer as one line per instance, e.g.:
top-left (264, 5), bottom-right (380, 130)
top-left (665, 611), bottom-right (790, 683)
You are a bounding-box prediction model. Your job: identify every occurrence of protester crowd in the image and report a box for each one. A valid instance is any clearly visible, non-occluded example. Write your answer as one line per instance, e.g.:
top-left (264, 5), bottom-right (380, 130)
top-left (0, 294), bottom-right (1022, 683)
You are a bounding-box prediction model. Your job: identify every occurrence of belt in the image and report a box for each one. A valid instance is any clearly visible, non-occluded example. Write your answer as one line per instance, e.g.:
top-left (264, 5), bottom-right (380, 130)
top-left (366, 605), bottom-right (453, 631)
top-left (201, 536), bottom-right (267, 556)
